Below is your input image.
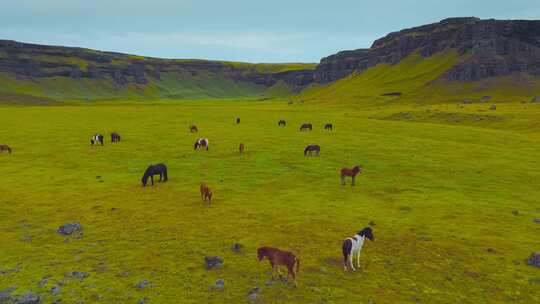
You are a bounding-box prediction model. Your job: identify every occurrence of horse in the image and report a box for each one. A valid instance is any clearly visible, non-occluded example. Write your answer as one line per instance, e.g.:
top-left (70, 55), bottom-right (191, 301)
top-left (200, 183), bottom-right (212, 204)
top-left (299, 123), bottom-right (312, 131)
top-left (304, 145), bottom-right (320, 156)
top-left (341, 165), bottom-right (362, 186)
top-left (257, 247), bottom-right (300, 286)
top-left (324, 123), bottom-right (333, 131)
top-left (111, 132), bottom-right (121, 143)
top-left (239, 143), bottom-right (245, 154)
top-left (141, 163), bottom-right (168, 187)
top-left (342, 227), bottom-right (374, 271)
top-left (194, 138), bottom-right (209, 151)
top-left (0, 145), bottom-right (12, 154)
top-left (278, 120), bottom-right (286, 127)
top-left (90, 134), bottom-right (104, 146)
top-left (236, 118), bottom-right (241, 124)
top-left (190, 125), bottom-right (198, 133)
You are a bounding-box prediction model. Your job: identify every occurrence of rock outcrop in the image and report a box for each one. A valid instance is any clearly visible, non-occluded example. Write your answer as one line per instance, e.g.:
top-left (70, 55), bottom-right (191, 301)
top-left (314, 18), bottom-right (540, 83)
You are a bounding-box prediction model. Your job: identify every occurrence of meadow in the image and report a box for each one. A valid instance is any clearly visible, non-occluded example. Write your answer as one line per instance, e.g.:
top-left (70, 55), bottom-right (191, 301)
top-left (1, 100), bottom-right (540, 303)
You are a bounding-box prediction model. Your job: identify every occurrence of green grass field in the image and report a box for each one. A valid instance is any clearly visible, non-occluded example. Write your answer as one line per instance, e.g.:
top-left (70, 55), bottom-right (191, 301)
top-left (1, 100), bottom-right (539, 303)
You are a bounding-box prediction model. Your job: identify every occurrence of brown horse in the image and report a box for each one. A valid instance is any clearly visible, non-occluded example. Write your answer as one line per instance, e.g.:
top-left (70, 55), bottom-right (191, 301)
top-left (341, 165), bottom-right (362, 186)
top-left (239, 143), bottom-right (245, 154)
top-left (200, 183), bottom-right (212, 204)
top-left (0, 145), bottom-right (12, 154)
top-left (257, 246), bottom-right (300, 285)
top-left (111, 132), bottom-right (121, 142)
top-left (190, 125), bottom-right (198, 133)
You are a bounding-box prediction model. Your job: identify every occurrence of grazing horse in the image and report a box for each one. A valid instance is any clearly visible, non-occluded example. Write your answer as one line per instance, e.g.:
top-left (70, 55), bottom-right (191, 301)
top-left (0, 145), bottom-right (12, 154)
top-left (239, 143), bottom-right (245, 154)
top-left (236, 117), bottom-right (241, 124)
top-left (194, 138), bottom-right (209, 151)
top-left (304, 145), bottom-right (320, 156)
top-left (190, 125), bottom-right (198, 133)
top-left (278, 120), bottom-right (286, 127)
top-left (342, 227), bottom-right (375, 271)
top-left (141, 163), bottom-right (168, 187)
top-left (111, 132), bottom-right (121, 143)
top-left (324, 123), bottom-right (333, 131)
top-left (257, 247), bottom-right (300, 285)
top-left (200, 183), bottom-right (212, 204)
top-left (341, 165), bottom-right (362, 186)
top-left (90, 134), bottom-right (104, 146)
top-left (299, 123), bottom-right (312, 131)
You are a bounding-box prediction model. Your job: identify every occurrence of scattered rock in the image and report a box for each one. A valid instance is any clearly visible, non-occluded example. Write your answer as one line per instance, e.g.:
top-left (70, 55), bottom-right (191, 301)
top-left (512, 210), bottom-right (520, 216)
top-left (381, 92), bottom-right (402, 97)
top-left (50, 285), bottom-right (61, 295)
top-left (13, 291), bottom-right (40, 304)
top-left (486, 248), bottom-right (497, 254)
top-left (247, 286), bottom-right (261, 302)
top-left (534, 218), bottom-right (540, 223)
top-left (526, 252), bottom-right (540, 268)
top-left (138, 298), bottom-right (149, 304)
top-left (265, 280), bottom-right (274, 286)
top-left (136, 279), bottom-right (150, 289)
top-left (0, 287), bottom-right (16, 302)
top-left (204, 256), bottom-right (223, 270)
top-left (66, 271), bottom-right (88, 280)
top-left (531, 96), bottom-right (540, 103)
top-left (57, 222), bottom-right (82, 236)
top-left (490, 104), bottom-right (497, 110)
top-left (212, 279), bottom-right (225, 291)
top-left (231, 243), bottom-right (243, 254)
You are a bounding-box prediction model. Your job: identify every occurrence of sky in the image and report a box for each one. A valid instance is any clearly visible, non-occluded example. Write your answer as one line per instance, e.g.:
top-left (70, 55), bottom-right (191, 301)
top-left (1, 0), bottom-right (539, 63)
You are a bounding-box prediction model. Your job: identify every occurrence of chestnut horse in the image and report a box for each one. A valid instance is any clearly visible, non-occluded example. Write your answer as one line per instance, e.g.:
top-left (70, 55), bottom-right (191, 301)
top-left (341, 165), bottom-right (362, 186)
top-left (190, 125), bottom-right (198, 133)
top-left (257, 247), bottom-right (300, 285)
top-left (0, 145), bottom-right (12, 154)
top-left (239, 143), bottom-right (245, 154)
top-left (200, 183), bottom-right (212, 204)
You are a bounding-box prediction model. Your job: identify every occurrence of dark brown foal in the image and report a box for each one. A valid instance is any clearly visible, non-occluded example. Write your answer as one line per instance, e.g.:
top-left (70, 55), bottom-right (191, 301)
top-left (257, 246), bottom-right (300, 285)
top-left (341, 165), bottom-right (362, 186)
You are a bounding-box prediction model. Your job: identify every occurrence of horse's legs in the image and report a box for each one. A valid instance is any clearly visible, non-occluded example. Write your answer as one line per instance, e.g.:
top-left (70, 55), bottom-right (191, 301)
top-left (357, 251), bottom-right (361, 268)
top-left (150, 175), bottom-right (154, 186)
top-left (349, 253), bottom-right (356, 271)
top-left (159, 173), bottom-right (163, 182)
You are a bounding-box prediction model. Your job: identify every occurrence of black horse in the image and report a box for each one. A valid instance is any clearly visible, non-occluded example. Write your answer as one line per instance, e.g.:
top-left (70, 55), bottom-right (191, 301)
top-left (141, 163), bottom-right (168, 187)
top-left (304, 145), bottom-right (320, 156)
top-left (278, 120), bottom-right (286, 127)
top-left (236, 118), bottom-right (241, 124)
top-left (324, 124), bottom-right (333, 131)
top-left (300, 123), bottom-right (312, 131)
top-left (91, 134), bottom-right (104, 146)
top-left (111, 132), bottom-right (121, 142)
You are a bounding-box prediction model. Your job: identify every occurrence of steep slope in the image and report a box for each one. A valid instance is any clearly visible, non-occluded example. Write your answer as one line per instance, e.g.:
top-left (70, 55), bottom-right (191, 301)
top-left (0, 40), bottom-right (315, 102)
top-left (300, 18), bottom-right (540, 104)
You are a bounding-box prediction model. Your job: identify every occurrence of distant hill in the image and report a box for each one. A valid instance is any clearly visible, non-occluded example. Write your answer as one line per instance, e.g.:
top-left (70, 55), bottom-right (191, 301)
top-left (0, 40), bottom-right (315, 102)
top-left (2, 17), bottom-right (540, 103)
top-left (300, 17), bottom-right (540, 104)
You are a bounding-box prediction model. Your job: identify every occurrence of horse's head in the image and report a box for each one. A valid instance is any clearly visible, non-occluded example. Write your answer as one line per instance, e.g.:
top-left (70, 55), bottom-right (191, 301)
top-left (141, 174), bottom-right (148, 187)
top-left (358, 227), bottom-right (374, 241)
top-left (257, 247), bottom-right (266, 261)
top-left (354, 166), bottom-right (362, 174)
top-left (194, 142), bottom-right (199, 150)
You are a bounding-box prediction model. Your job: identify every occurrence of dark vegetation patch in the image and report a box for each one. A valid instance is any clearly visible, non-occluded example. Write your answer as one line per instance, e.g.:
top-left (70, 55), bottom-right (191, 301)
top-left (379, 111), bottom-right (504, 125)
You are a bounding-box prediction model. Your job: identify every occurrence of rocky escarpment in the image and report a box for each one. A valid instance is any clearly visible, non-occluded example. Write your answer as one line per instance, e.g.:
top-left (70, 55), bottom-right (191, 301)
top-left (0, 40), bottom-right (313, 90)
top-left (315, 17), bottom-right (540, 83)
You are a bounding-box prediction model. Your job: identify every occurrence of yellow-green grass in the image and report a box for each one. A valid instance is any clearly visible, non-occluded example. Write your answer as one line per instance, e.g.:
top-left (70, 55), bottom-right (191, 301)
top-left (0, 100), bottom-right (539, 303)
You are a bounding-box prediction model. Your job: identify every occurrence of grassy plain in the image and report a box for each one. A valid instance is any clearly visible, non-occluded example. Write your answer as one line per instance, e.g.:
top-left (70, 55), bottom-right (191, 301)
top-left (1, 99), bottom-right (540, 303)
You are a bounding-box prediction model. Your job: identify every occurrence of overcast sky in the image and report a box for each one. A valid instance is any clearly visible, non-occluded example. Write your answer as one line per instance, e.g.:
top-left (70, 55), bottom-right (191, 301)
top-left (1, 0), bottom-right (538, 63)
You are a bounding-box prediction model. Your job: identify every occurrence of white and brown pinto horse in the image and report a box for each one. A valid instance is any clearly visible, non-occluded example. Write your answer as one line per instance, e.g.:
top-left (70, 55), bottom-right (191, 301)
top-left (342, 227), bottom-right (374, 271)
top-left (194, 138), bottom-right (209, 151)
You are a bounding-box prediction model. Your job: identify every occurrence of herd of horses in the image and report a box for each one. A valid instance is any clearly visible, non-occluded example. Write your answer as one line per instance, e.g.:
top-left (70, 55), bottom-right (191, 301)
top-left (0, 118), bottom-right (371, 286)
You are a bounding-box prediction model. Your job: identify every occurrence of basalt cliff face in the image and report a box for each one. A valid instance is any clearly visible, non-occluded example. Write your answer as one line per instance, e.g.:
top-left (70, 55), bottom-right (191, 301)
top-left (0, 40), bottom-right (314, 101)
top-left (314, 17), bottom-right (540, 83)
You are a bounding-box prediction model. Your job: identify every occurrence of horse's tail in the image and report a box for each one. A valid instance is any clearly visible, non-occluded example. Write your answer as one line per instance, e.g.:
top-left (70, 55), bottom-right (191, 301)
top-left (304, 147), bottom-right (308, 156)
top-left (7, 147), bottom-right (11, 154)
top-left (295, 256), bottom-right (300, 274)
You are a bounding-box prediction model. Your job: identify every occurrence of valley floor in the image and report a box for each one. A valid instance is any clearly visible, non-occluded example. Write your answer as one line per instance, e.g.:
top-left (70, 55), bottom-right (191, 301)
top-left (0, 100), bottom-right (539, 303)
